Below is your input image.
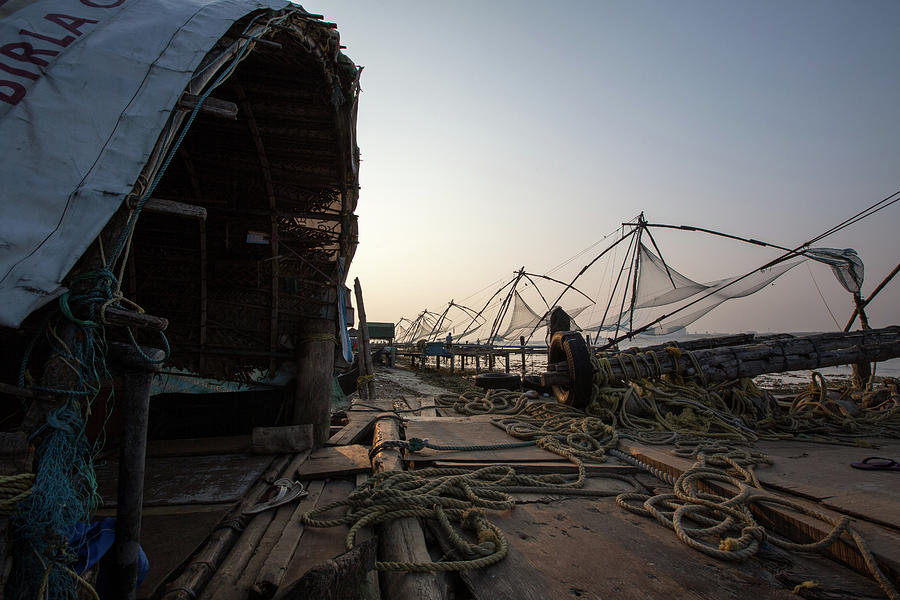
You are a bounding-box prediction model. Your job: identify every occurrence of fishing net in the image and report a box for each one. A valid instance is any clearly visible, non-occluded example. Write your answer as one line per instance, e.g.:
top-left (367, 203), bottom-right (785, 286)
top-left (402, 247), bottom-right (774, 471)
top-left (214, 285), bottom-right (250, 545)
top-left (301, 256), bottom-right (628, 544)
top-left (587, 244), bottom-right (805, 336)
top-left (497, 292), bottom-right (590, 340)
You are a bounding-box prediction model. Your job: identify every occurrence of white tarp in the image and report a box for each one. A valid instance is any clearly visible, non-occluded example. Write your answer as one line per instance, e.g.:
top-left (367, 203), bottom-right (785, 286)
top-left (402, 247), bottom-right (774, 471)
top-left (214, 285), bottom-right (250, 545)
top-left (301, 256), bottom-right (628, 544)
top-left (0, 0), bottom-right (289, 328)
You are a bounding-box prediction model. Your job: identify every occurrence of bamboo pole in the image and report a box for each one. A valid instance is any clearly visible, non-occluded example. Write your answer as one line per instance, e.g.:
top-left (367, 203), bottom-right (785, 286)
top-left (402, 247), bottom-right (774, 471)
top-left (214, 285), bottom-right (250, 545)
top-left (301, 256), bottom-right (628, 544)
top-left (160, 456), bottom-right (291, 600)
top-left (199, 452), bottom-right (310, 599)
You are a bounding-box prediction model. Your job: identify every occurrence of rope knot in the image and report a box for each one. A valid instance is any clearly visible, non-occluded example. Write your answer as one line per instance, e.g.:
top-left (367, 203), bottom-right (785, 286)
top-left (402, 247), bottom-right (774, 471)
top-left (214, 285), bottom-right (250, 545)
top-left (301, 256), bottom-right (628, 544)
top-left (406, 437), bottom-right (427, 452)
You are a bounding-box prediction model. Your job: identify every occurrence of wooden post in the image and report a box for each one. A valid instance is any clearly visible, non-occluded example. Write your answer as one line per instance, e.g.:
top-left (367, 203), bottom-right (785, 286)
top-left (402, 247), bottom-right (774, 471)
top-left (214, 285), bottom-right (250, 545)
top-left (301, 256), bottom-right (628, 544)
top-left (475, 352), bottom-right (480, 374)
top-left (851, 293), bottom-right (872, 389)
top-left (293, 318), bottom-right (334, 448)
top-left (461, 355), bottom-right (466, 372)
top-left (199, 219), bottom-right (208, 373)
top-left (353, 278), bottom-right (376, 400)
top-left (371, 415), bottom-right (446, 600)
top-left (505, 353), bottom-right (510, 373)
top-left (520, 336), bottom-right (526, 375)
top-left (435, 356), bottom-right (440, 372)
top-left (109, 344), bottom-right (165, 600)
top-left (450, 353), bottom-right (455, 374)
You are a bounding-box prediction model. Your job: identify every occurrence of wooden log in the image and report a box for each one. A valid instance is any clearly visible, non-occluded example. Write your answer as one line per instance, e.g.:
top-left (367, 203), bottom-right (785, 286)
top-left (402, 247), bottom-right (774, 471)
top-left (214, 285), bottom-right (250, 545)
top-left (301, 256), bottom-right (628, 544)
top-left (546, 327), bottom-right (900, 385)
top-left (615, 332), bottom-right (765, 355)
top-left (371, 415), bottom-right (446, 600)
top-left (251, 425), bottom-right (314, 454)
top-left (354, 278), bottom-right (377, 400)
top-left (178, 93), bottom-right (238, 119)
top-left (293, 318), bottom-right (335, 447)
top-left (199, 510), bottom-right (277, 600)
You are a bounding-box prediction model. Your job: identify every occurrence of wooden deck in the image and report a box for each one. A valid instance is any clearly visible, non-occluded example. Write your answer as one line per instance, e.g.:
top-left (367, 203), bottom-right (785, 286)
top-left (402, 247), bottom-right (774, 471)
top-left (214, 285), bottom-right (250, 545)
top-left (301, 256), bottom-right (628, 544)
top-left (109, 396), bottom-right (900, 600)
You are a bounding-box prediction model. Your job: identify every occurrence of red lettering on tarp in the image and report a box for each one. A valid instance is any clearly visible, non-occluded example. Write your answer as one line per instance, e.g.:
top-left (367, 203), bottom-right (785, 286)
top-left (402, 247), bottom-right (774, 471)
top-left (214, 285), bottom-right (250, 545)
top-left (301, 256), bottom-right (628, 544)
top-left (80, 0), bottom-right (125, 7)
top-left (20, 30), bottom-right (76, 48)
top-left (0, 42), bottom-right (59, 67)
top-left (44, 14), bottom-right (99, 36)
top-left (0, 62), bottom-right (39, 80)
top-left (0, 80), bottom-right (25, 105)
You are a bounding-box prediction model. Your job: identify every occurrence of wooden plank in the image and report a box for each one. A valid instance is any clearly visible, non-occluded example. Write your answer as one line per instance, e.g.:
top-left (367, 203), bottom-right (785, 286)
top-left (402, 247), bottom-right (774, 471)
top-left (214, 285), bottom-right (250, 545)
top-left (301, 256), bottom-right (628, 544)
top-left (297, 445), bottom-right (371, 480)
top-left (403, 415), bottom-right (576, 463)
top-left (427, 460), bottom-right (639, 476)
top-left (327, 416), bottom-right (377, 447)
top-left (466, 497), bottom-right (881, 600)
top-left (138, 509), bottom-right (229, 600)
top-left (327, 399), bottom-right (398, 447)
top-left (251, 425), bottom-right (314, 454)
top-left (97, 454), bottom-right (271, 507)
top-left (147, 436), bottom-right (251, 457)
top-left (618, 439), bottom-right (900, 587)
top-left (753, 439), bottom-right (900, 530)
top-left (418, 396), bottom-right (437, 417)
top-left (252, 479), bottom-right (327, 598)
top-left (277, 479), bottom-right (357, 594)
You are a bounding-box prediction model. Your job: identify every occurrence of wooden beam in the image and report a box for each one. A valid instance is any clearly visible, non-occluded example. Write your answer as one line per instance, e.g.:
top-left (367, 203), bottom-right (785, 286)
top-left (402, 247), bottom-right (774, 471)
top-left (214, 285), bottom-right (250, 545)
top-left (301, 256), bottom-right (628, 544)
top-left (103, 306), bottom-right (168, 331)
top-left (126, 196), bottom-right (207, 219)
top-left (234, 84), bottom-right (281, 375)
top-left (178, 93), bottom-right (238, 119)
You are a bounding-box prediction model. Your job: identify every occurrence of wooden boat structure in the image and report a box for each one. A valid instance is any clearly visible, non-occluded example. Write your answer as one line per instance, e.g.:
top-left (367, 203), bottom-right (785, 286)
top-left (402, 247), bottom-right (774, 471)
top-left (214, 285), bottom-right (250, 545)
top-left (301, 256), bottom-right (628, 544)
top-left (1, 3), bottom-right (900, 600)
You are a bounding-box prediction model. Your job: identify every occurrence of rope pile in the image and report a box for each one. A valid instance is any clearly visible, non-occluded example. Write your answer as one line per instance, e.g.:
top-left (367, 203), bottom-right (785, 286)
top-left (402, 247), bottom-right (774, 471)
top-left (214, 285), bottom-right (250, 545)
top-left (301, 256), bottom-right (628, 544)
top-left (427, 378), bottom-right (900, 599)
top-left (612, 444), bottom-right (898, 600)
top-left (303, 450), bottom-right (639, 573)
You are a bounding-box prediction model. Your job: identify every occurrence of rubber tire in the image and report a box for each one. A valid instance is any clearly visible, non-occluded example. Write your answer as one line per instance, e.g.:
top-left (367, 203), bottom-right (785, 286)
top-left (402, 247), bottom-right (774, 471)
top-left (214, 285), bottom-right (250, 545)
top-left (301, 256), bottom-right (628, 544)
top-left (474, 372), bottom-right (522, 390)
top-left (548, 331), bottom-right (593, 408)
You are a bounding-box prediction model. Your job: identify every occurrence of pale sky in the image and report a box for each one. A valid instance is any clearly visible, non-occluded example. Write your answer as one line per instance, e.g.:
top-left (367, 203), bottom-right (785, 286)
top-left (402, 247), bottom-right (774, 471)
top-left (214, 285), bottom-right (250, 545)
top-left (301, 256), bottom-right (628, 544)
top-left (315, 1), bottom-right (900, 334)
